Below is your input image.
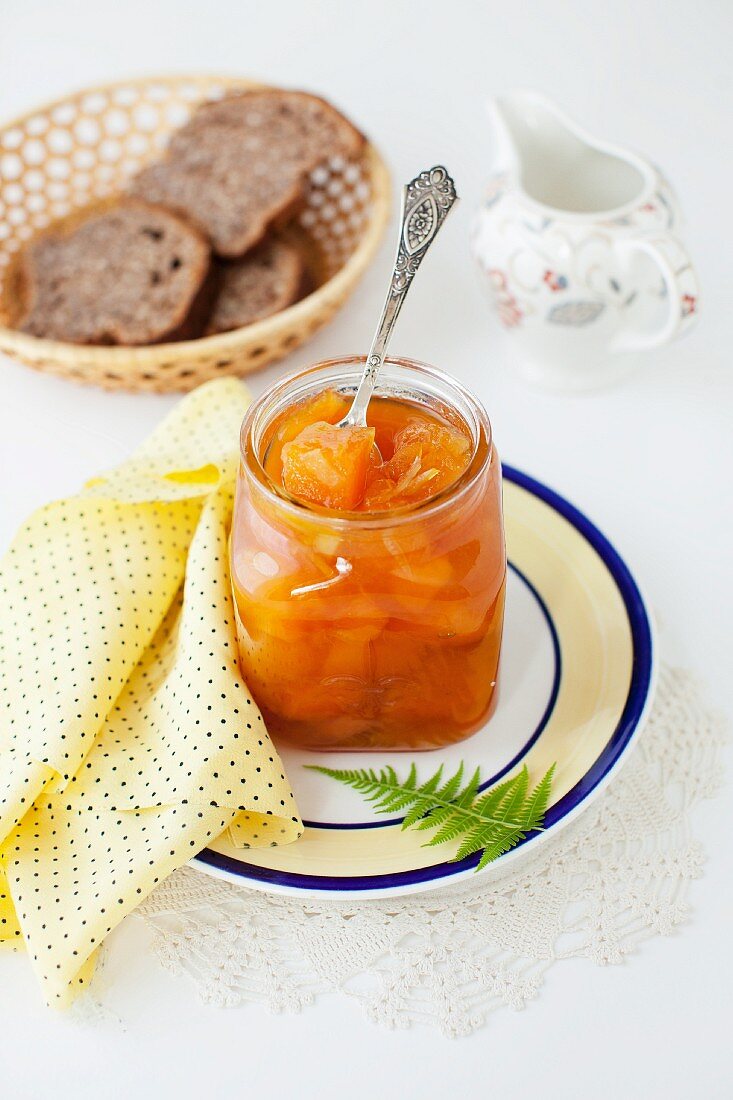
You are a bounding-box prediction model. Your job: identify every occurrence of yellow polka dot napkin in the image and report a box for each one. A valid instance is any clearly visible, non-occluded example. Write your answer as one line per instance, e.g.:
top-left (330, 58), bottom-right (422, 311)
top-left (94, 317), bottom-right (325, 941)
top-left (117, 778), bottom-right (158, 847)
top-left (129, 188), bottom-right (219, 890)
top-left (0, 378), bottom-right (302, 1006)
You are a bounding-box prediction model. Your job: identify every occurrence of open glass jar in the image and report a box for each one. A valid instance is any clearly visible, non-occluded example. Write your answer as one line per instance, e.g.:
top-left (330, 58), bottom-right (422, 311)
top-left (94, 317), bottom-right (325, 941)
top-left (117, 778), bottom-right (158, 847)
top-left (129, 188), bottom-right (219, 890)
top-left (230, 357), bottom-right (506, 751)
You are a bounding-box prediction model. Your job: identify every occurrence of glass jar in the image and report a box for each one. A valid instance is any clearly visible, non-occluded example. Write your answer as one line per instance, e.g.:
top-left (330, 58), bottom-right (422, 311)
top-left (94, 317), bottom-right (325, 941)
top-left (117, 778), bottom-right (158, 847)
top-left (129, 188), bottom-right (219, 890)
top-left (230, 357), bottom-right (506, 751)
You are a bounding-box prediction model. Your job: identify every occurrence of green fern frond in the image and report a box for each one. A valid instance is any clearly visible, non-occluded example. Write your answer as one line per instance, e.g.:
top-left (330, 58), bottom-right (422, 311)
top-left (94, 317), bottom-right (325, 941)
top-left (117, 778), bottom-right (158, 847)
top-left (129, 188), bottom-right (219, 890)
top-left (426, 809), bottom-right (476, 848)
top-left (306, 759), bottom-right (555, 871)
top-left (455, 766), bottom-right (482, 808)
top-left (402, 794), bottom-right (442, 830)
top-left (475, 829), bottom-right (528, 870)
top-left (434, 761), bottom-right (465, 804)
top-left (472, 769), bottom-right (523, 821)
top-left (519, 762), bottom-right (555, 828)
top-left (500, 766), bottom-right (529, 821)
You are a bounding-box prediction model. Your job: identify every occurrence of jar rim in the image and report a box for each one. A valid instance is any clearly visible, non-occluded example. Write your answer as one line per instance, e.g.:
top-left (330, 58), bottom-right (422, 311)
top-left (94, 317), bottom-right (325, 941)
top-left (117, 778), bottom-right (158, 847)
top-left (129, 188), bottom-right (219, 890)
top-left (240, 355), bottom-right (494, 529)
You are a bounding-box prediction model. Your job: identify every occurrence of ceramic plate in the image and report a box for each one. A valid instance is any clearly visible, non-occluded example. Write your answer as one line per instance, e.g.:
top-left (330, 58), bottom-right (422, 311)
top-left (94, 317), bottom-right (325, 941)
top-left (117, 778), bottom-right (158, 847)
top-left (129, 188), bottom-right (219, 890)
top-left (192, 466), bottom-right (656, 899)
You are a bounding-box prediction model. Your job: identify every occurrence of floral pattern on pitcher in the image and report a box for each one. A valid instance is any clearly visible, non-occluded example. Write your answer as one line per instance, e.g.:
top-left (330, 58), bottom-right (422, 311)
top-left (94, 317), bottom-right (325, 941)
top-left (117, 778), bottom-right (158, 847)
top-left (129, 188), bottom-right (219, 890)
top-left (472, 167), bottom-right (688, 331)
top-left (487, 268), bottom-right (524, 327)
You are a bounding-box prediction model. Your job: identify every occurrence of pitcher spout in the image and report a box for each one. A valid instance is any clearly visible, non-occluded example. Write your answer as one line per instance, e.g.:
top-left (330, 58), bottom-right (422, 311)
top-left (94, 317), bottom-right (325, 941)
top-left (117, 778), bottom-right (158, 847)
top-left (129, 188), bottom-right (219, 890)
top-left (486, 94), bottom-right (525, 176)
top-left (487, 91), bottom-right (652, 216)
top-left (488, 91), bottom-right (589, 179)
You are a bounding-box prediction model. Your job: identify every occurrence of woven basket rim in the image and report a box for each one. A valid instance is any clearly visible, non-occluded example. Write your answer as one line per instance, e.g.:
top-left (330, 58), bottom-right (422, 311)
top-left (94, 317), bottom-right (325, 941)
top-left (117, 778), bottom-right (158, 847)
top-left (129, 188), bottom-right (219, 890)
top-left (0, 74), bottom-right (391, 366)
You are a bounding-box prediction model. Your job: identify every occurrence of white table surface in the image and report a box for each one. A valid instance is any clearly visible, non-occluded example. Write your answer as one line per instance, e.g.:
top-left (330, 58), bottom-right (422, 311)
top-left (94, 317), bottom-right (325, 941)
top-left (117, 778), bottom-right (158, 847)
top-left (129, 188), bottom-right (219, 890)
top-left (1, 1), bottom-right (732, 1096)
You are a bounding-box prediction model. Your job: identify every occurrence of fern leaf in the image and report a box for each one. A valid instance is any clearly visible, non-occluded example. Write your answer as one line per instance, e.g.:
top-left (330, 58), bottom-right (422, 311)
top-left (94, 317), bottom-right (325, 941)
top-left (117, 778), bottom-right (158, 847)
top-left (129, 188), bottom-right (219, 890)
top-left (472, 772), bottom-right (523, 822)
top-left (519, 762), bottom-right (555, 828)
top-left (455, 766), bottom-right (482, 808)
top-left (307, 760), bottom-right (555, 872)
top-left (434, 762), bottom-right (465, 805)
top-left (416, 763), bottom-right (479, 827)
top-left (401, 796), bottom-right (440, 830)
top-left (497, 766), bottom-right (529, 823)
top-left (417, 765), bottom-right (445, 797)
top-left (402, 763), bottom-right (469, 830)
top-left (413, 802), bottom-right (463, 832)
top-left (425, 812), bottom-right (473, 847)
top-left (404, 762), bottom-right (418, 790)
top-left (399, 764), bottom-right (447, 827)
top-left (453, 819), bottom-right (507, 861)
top-left (475, 829), bottom-right (528, 870)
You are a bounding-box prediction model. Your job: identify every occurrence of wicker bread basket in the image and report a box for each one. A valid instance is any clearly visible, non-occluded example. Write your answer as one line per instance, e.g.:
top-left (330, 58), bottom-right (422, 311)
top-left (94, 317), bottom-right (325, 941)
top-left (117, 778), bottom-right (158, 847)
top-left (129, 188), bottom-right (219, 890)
top-left (0, 75), bottom-right (391, 393)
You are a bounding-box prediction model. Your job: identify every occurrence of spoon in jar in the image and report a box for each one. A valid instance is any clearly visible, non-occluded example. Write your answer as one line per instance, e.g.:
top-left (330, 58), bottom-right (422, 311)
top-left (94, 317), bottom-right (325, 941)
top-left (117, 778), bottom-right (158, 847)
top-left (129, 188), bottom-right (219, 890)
top-left (336, 165), bottom-right (458, 445)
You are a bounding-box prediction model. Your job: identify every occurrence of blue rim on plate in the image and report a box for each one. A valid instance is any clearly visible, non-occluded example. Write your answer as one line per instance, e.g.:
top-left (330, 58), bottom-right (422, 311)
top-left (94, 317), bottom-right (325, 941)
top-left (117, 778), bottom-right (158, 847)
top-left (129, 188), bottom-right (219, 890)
top-left (194, 465), bottom-right (655, 892)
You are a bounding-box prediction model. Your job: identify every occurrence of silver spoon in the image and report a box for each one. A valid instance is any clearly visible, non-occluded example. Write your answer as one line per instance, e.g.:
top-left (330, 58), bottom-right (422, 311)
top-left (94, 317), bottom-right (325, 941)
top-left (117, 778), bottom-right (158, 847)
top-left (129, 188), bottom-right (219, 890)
top-left (337, 165), bottom-right (458, 437)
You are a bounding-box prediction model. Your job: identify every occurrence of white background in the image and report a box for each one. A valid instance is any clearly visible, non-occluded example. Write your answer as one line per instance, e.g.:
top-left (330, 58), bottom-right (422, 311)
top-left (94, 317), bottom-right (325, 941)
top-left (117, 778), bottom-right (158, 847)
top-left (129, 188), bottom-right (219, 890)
top-left (1, 1), bottom-right (732, 1097)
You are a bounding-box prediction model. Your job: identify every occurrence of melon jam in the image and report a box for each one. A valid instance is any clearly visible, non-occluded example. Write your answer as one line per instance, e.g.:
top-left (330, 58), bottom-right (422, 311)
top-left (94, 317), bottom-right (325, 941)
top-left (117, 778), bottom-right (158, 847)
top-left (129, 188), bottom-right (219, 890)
top-left (231, 357), bottom-right (506, 751)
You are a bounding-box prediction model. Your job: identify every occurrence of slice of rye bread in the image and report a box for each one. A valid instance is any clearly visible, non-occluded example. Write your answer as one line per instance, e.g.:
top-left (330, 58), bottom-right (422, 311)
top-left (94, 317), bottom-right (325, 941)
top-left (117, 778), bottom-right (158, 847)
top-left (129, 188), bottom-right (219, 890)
top-left (206, 237), bottom-right (305, 335)
top-left (18, 201), bottom-right (213, 345)
top-left (130, 90), bottom-right (365, 258)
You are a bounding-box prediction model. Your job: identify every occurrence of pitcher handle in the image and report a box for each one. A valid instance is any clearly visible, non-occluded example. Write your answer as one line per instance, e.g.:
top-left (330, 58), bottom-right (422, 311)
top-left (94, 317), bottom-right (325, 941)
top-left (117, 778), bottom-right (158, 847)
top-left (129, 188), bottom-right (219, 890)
top-left (613, 233), bottom-right (700, 352)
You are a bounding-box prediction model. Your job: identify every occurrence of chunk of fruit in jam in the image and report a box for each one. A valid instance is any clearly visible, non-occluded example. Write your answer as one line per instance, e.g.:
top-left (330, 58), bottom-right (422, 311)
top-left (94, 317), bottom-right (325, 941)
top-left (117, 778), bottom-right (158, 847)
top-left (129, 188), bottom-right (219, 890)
top-left (265, 390), bottom-right (350, 483)
top-left (275, 389), bottom-right (472, 512)
top-left (363, 419), bottom-right (471, 510)
top-left (281, 422), bottom-right (376, 510)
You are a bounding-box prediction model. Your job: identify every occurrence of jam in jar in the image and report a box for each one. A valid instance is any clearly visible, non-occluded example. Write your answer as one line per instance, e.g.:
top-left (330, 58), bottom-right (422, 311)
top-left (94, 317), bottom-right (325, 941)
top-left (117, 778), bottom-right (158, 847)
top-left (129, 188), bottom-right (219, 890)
top-left (231, 357), bottom-right (506, 751)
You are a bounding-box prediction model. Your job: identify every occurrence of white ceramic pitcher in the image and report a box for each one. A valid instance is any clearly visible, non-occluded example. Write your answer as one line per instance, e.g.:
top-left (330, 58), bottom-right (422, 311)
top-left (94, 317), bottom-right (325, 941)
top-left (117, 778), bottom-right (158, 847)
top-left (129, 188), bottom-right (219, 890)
top-left (472, 91), bottom-right (699, 390)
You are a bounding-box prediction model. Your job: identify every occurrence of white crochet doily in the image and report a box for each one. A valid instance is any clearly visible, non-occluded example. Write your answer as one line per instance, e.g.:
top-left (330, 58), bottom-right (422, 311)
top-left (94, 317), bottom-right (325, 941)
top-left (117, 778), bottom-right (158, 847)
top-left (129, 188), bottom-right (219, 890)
top-left (134, 666), bottom-right (726, 1037)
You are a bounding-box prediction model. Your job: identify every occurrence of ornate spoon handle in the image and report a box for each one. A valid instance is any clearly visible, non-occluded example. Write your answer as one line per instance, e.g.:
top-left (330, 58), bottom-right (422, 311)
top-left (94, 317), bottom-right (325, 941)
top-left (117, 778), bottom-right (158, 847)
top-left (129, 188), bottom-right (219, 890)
top-left (338, 165), bottom-right (458, 429)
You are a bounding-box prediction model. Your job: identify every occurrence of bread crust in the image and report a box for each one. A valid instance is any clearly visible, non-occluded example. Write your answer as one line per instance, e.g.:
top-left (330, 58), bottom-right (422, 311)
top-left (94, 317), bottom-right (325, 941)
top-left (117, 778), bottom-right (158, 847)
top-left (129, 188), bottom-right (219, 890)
top-left (18, 200), bottom-right (212, 346)
top-left (206, 237), bottom-right (304, 335)
top-left (131, 90), bottom-right (365, 258)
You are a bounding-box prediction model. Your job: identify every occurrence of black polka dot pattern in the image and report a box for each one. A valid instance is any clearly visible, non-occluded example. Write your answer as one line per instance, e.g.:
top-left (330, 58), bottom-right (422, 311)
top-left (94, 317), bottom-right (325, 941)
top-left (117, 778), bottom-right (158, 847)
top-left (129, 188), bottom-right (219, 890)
top-left (0, 379), bottom-right (303, 1006)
